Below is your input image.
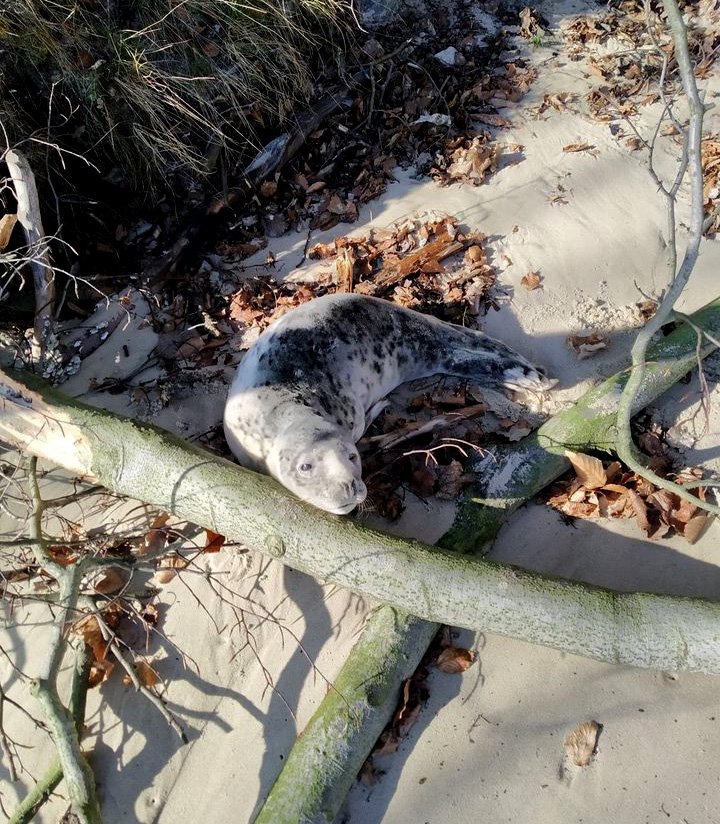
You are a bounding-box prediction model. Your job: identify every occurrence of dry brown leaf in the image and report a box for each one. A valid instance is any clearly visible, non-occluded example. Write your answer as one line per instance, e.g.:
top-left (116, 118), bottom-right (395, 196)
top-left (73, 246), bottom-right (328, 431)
top-left (567, 332), bottom-right (607, 359)
top-left (88, 566), bottom-right (129, 594)
top-left (139, 603), bottom-right (160, 627)
top-left (155, 554), bottom-right (189, 584)
top-left (88, 659), bottom-right (114, 688)
top-left (123, 660), bottom-right (160, 689)
top-left (436, 646), bottom-right (475, 673)
top-left (309, 241), bottom-right (336, 259)
top-left (564, 720), bottom-right (600, 767)
top-left (563, 142), bottom-right (599, 156)
top-left (521, 271), bottom-right (542, 290)
top-left (73, 613), bottom-right (112, 663)
top-left (472, 113), bottom-right (511, 128)
top-left (204, 530), bottom-right (225, 553)
top-left (0, 214), bottom-right (17, 251)
top-left (604, 461), bottom-right (622, 483)
top-left (564, 500), bottom-right (598, 518)
top-left (683, 512), bottom-right (709, 545)
top-left (138, 513), bottom-right (171, 557)
top-left (564, 450), bottom-right (607, 490)
top-left (627, 488), bottom-right (652, 535)
top-left (48, 545), bottom-right (79, 567)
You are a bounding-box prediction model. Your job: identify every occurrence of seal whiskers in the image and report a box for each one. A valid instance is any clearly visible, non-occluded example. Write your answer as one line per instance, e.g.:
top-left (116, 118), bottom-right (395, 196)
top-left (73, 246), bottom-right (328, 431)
top-left (224, 293), bottom-right (554, 514)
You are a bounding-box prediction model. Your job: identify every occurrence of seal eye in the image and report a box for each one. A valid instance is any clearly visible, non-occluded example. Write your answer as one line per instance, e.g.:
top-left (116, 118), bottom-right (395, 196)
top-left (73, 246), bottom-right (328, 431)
top-left (349, 453), bottom-right (359, 462)
top-left (298, 462), bottom-right (313, 473)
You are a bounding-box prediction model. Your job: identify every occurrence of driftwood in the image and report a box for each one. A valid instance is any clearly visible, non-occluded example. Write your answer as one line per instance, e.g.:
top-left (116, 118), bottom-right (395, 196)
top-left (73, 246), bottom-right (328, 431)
top-left (4, 149), bottom-right (56, 356)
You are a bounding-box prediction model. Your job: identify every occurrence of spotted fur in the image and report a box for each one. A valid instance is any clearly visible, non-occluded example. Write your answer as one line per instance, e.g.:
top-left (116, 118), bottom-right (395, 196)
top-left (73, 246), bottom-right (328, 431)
top-left (224, 293), bottom-right (553, 513)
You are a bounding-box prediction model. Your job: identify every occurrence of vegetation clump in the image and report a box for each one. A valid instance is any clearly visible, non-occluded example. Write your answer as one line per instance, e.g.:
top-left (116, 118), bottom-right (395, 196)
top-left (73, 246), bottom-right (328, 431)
top-left (0, 0), bottom-right (347, 190)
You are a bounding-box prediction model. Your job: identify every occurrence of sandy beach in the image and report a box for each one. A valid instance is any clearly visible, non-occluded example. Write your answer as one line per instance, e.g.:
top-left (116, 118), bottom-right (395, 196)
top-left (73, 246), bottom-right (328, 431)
top-left (3, 0), bottom-right (720, 821)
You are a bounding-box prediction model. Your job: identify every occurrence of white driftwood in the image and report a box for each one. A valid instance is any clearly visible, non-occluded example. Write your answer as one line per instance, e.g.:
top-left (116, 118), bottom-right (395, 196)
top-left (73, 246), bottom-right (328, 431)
top-left (5, 149), bottom-right (56, 355)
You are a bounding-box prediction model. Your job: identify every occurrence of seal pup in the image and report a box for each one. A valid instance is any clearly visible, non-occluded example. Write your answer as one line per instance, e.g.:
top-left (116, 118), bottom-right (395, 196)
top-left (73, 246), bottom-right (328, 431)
top-left (224, 293), bottom-right (553, 514)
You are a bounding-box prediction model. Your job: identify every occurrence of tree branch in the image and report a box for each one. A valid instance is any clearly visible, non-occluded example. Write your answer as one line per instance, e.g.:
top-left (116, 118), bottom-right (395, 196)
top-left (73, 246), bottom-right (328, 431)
top-left (2, 299), bottom-right (720, 673)
top-left (615, 0), bottom-right (714, 512)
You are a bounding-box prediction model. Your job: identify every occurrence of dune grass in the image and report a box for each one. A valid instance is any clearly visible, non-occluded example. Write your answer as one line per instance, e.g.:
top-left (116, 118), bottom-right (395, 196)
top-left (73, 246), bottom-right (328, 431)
top-left (0, 0), bottom-right (349, 190)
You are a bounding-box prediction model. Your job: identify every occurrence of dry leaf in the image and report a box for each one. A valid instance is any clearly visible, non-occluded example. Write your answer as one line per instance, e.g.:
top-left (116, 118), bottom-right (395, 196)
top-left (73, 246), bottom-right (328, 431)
top-left (521, 271), bottom-right (542, 290)
top-left (567, 332), bottom-right (607, 359)
top-left (123, 660), bottom-right (160, 689)
top-left (563, 142), bottom-right (599, 156)
top-left (88, 659), bottom-right (114, 688)
top-left (627, 488), bottom-right (652, 535)
top-left (0, 214), bottom-right (17, 251)
top-left (683, 512), bottom-right (709, 545)
top-left (204, 530), bottom-right (225, 553)
top-left (88, 566), bottom-right (129, 594)
top-left (138, 513), bottom-right (171, 557)
top-left (155, 554), bottom-right (189, 584)
top-left (436, 646), bottom-right (476, 673)
top-left (564, 720), bottom-right (601, 767)
top-left (564, 450), bottom-right (607, 490)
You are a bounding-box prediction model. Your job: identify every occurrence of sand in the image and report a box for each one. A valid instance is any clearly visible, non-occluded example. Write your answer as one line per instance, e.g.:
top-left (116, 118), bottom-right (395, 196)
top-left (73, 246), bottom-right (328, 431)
top-left (2, 0), bottom-right (720, 821)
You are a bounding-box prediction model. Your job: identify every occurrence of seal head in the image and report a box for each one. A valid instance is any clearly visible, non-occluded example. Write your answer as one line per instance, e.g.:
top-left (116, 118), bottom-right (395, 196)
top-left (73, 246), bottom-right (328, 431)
top-left (268, 421), bottom-right (367, 515)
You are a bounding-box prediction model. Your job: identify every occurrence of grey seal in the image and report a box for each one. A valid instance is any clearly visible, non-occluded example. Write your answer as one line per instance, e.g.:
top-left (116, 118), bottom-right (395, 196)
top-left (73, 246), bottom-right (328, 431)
top-left (224, 293), bottom-right (553, 514)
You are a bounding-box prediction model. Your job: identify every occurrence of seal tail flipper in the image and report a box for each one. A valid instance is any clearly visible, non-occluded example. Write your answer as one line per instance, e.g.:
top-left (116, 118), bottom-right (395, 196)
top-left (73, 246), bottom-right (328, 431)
top-left (501, 365), bottom-right (558, 393)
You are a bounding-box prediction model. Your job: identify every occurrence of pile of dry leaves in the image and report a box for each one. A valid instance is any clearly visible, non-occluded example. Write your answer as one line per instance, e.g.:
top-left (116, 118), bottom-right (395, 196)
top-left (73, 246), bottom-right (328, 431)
top-left (546, 450), bottom-right (709, 544)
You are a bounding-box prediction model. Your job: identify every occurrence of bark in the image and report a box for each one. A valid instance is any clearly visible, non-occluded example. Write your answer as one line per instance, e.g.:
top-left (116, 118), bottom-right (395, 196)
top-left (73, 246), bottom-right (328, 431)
top-left (1, 298), bottom-right (720, 674)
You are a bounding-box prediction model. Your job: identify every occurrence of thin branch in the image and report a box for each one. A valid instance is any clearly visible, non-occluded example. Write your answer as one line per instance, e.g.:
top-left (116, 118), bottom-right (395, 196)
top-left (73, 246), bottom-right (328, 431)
top-left (24, 459), bottom-right (102, 824)
top-left (615, 0), bottom-right (718, 514)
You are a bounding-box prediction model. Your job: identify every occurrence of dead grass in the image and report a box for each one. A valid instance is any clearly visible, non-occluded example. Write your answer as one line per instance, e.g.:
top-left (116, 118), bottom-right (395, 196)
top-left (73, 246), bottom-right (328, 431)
top-left (0, 0), bottom-right (349, 191)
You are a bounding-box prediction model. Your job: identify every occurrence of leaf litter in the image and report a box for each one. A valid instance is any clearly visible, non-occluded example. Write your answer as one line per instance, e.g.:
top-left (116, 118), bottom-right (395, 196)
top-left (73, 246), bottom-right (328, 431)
top-left (546, 451), bottom-right (710, 544)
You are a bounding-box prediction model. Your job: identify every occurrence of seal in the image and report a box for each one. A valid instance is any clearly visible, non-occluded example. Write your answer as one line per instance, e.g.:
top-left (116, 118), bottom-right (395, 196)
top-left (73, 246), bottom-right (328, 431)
top-left (224, 293), bottom-right (553, 514)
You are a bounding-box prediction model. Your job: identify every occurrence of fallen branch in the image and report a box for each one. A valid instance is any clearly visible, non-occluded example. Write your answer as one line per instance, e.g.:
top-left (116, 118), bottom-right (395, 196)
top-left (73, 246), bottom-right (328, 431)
top-left (615, 0), bottom-right (718, 513)
top-left (442, 296), bottom-right (720, 551)
top-left (9, 641), bottom-right (91, 824)
top-left (4, 149), bottom-right (56, 360)
top-left (23, 459), bottom-right (101, 824)
top-left (2, 298), bottom-right (720, 674)
top-left (254, 607), bottom-right (438, 824)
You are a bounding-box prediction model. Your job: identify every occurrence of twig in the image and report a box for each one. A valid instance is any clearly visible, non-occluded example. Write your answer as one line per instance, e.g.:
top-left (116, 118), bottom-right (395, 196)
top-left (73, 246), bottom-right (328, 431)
top-left (82, 595), bottom-right (187, 743)
top-left (0, 685), bottom-right (18, 782)
top-left (615, 0), bottom-right (720, 515)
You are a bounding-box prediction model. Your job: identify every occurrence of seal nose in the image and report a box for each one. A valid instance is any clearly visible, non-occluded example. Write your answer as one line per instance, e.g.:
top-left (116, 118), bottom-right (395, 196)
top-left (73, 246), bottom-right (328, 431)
top-left (351, 479), bottom-right (367, 501)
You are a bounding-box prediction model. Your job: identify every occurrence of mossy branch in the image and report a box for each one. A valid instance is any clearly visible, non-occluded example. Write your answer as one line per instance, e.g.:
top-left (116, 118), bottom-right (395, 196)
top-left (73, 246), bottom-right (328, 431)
top-left (1, 298), bottom-right (720, 675)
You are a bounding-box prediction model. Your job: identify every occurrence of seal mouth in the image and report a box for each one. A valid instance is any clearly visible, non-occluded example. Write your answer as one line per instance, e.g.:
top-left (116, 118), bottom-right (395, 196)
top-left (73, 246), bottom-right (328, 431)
top-left (327, 485), bottom-right (367, 515)
top-left (329, 501), bottom-right (361, 515)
